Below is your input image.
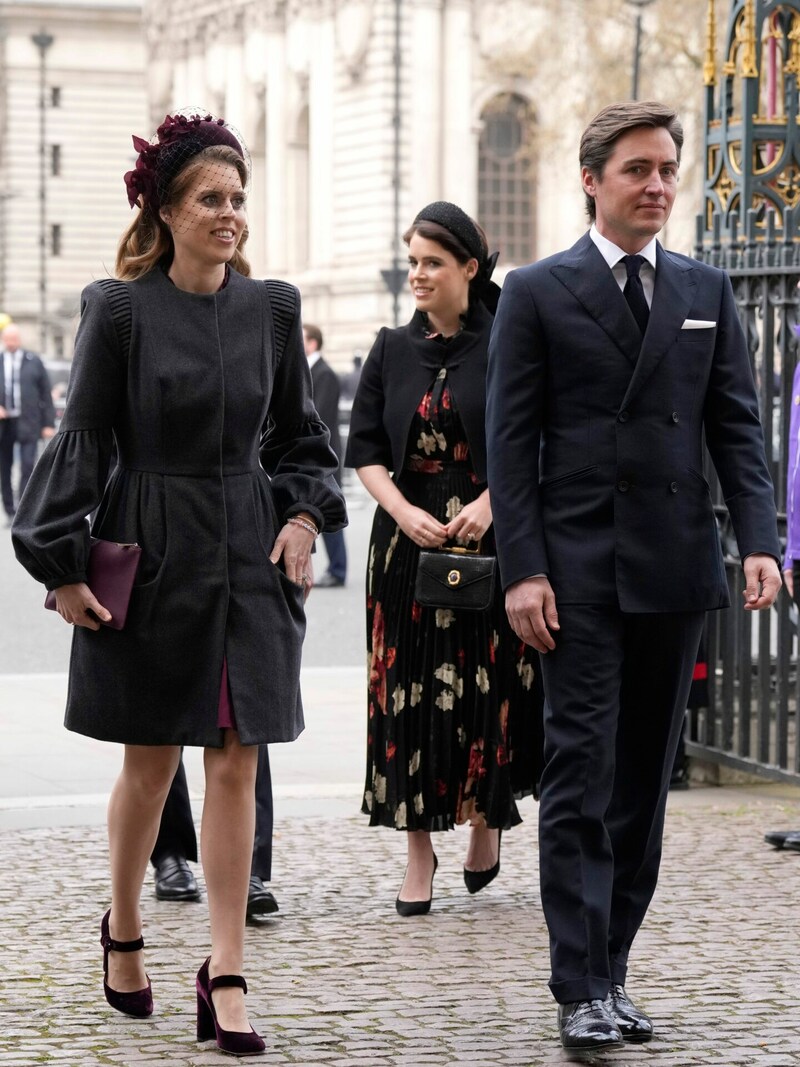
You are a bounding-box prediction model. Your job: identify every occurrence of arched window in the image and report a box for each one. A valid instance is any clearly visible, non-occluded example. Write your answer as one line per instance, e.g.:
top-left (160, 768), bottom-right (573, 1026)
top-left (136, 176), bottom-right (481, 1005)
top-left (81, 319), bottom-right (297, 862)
top-left (478, 94), bottom-right (536, 264)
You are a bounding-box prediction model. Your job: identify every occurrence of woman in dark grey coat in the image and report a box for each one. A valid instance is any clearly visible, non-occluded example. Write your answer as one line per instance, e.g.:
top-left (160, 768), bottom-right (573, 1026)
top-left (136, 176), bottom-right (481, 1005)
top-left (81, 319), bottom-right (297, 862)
top-left (13, 113), bottom-right (345, 1055)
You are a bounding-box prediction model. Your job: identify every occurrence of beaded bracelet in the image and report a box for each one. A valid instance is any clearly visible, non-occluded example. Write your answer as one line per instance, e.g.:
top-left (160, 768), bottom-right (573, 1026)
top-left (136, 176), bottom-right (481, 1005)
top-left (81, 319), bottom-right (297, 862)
top-left (287, 516), bottom-right (319, 538)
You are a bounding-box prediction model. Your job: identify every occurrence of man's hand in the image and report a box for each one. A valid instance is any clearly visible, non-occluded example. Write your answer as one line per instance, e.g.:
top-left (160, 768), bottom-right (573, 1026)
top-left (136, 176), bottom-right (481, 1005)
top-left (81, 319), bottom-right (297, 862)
top-left (505, 576), bottom-right (559, 652)
top-left (41, 427), bottom-right (55, 440)
top-left (742, 554), bottom-right (782, 611)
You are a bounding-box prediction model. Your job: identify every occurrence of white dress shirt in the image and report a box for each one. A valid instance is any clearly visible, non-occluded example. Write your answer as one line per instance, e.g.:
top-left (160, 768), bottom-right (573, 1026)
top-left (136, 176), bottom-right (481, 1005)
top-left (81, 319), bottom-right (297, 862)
top-left (1, 348), bottom-right (23, 417)
top-left (589, 225), bottom-right (657, 309)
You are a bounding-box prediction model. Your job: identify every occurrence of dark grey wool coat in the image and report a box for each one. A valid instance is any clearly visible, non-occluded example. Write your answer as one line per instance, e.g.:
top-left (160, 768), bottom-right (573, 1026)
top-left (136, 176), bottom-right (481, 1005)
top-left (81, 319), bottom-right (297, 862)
top-left (12, 267), bottom-right (347, 747)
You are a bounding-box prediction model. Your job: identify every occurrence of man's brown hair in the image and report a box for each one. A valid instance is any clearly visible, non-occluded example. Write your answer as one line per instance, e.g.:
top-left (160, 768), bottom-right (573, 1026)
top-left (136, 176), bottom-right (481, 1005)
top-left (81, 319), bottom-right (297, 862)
top-left (579, 101), bottom-right (684, 221)
top-left (303, 323), bottom-right (323, 350)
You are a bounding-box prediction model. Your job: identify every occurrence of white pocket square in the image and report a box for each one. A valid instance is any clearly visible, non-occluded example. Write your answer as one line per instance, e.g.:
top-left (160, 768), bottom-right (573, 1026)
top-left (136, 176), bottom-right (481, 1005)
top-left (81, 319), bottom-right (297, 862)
top-left (681, 319), bottom-right (716, 329)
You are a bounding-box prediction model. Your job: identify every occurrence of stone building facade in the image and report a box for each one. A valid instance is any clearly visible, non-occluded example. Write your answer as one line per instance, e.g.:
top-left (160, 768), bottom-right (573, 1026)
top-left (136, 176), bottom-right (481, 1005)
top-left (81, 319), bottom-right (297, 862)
top-left (0, 0), bottom-right (146, 356)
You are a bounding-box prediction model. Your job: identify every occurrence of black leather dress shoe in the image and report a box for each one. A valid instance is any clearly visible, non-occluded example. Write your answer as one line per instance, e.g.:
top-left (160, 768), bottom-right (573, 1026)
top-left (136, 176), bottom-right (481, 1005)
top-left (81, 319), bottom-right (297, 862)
top-left (764, 829), bottom-right (800, 849)
top-left (557, 999), bottom-right (624, 1050)
top-left (315, 572), bottom-right (345, 588)
top-left (605, 984), bottom-right (653, 1042)
top-left (246, 876), bottom-right (279, 921)
top-left (154, 855), bottom-right (201, 901)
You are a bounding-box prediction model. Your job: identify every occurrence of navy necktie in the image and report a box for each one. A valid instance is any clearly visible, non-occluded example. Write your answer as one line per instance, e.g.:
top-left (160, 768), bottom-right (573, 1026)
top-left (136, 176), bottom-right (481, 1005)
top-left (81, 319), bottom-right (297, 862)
top-left (623, 255), bottom-right (650, 336)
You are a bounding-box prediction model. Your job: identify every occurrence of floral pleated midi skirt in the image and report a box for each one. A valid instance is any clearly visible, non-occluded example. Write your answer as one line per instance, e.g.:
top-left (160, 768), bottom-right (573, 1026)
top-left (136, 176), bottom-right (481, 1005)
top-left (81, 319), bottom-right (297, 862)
top-left (362, 369), bottom-right (543, 832)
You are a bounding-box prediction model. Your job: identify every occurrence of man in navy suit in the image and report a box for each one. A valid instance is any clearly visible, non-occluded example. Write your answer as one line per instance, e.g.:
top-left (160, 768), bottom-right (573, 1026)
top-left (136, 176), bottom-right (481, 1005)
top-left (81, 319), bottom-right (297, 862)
top-left (486, 101), bottom-right (781, 1051)
top-left (0, 324), bottom-right (55, 524)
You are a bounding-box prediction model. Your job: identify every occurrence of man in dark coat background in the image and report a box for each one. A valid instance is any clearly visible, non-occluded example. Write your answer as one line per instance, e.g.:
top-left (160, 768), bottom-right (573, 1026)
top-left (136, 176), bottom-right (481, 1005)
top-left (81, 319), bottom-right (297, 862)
top-left (304, 324), bottom-right (347, 587)
top-left (486, 101), bottom-right (781, 1052)
top-left (0, 324), bottom-right (55, 525)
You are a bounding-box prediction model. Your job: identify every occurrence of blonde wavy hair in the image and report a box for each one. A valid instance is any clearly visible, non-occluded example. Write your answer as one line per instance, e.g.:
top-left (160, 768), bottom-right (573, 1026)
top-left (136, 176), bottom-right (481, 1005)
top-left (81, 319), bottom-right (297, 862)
top-left (115, 145), bottom-right (251, 280)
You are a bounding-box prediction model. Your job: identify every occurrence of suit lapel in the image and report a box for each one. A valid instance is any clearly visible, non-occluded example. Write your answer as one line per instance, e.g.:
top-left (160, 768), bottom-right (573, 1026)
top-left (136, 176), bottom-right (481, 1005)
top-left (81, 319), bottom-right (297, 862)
top-left (620, 245), bottom-right (698, 409)
top-left (550, 233), bottom-right (642, 367)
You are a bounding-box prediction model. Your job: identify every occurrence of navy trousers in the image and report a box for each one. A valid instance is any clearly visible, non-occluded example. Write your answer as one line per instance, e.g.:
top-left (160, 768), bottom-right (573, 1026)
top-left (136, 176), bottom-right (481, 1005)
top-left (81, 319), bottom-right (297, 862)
top-left (321, 529), bottom-right (347, 582)
top-left (538, 604), bottom-right (705, 1003)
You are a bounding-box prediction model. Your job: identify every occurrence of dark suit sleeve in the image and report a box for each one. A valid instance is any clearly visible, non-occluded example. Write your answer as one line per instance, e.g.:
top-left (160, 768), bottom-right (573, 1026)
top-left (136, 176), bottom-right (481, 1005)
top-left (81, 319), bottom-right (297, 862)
top-left (486, 269), bottom-right (550, 589)
top-left (312, 365), bottom-right (340, 437)
top-left (344, 329), bottom-right (393, 470)
top-left (703, 274), bottom-right (781, 562)
top-left (34, 357), bottom-right (56, 430)
top-left (259, 285), bottom-right (347, 534)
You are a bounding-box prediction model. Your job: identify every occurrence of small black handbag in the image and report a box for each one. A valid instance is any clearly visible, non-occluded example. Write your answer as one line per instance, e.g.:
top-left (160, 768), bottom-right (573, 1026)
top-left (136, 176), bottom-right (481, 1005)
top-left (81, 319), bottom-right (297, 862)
top-left (414, 545), bottom-right (497, 612)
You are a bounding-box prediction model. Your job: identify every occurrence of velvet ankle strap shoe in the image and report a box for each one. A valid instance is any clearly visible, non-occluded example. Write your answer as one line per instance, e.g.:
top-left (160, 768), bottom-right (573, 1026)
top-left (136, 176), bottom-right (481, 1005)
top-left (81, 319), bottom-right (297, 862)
top-left (100, 910), bottom-right (153, 1017)
top-left (196, 956), bottom-right (266, 1056)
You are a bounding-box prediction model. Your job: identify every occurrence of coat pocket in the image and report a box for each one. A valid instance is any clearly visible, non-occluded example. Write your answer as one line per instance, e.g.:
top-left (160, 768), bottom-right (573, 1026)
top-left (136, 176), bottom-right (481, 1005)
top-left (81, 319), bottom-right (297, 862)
top-left (539, 464), bottom-right (599, 490)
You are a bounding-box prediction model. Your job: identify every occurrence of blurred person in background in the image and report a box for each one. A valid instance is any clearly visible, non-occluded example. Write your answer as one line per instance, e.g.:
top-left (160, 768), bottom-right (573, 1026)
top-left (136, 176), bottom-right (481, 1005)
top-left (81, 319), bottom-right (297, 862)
top-left (304, 323), bottom-right (347, 587)
top-left (0, 323), bottom-right (55, 526)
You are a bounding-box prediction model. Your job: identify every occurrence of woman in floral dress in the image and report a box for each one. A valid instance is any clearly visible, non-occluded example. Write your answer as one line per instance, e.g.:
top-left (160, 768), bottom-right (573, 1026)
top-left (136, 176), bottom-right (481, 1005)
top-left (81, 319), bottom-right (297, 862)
top-left (345, 202), bottom-right (543, 914)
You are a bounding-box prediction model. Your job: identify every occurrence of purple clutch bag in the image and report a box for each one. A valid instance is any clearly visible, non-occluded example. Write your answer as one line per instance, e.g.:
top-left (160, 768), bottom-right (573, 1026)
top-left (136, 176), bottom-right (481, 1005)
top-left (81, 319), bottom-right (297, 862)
top-left (44, 538), bottom-right (142, 630)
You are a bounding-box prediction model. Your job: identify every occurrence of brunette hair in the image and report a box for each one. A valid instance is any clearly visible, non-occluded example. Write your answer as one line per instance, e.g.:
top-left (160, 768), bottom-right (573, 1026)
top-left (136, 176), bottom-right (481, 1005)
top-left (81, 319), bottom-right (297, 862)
top-left (402, 218), bottom-right (487, 297)
top-left (579, 101), bottom-right (684, 221)
top-left (303, 323), bottom-right (323, 350)
top-left (115, 146), bottom-right (251, 280)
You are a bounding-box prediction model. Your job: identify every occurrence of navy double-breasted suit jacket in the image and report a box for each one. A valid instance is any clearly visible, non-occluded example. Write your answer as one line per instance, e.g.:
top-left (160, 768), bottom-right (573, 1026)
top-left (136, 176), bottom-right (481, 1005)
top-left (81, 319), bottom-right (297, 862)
top-left (486, 232), bottom-right (781, 612)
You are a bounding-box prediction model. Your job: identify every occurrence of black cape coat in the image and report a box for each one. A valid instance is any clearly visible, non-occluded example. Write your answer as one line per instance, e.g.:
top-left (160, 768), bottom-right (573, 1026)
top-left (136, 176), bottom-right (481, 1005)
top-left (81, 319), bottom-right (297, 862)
top-left (13, 267), bottom-right (346, 747)
top-left (344, 302), bottom-right (492, 477)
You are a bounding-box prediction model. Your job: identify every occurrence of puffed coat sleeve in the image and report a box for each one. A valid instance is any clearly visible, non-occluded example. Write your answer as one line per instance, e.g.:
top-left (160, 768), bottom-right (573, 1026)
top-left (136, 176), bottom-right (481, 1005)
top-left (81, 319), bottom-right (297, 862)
top-left (259, 283), bottom-right (347, 534)
top-left (12, 282), bottom-right (125, 590)
top-left (343, 328), bottom-right (393, 470)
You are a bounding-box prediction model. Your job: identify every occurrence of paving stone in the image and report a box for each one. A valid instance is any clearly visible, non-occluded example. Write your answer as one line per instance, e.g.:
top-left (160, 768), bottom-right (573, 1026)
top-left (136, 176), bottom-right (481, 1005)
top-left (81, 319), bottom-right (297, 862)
top-left (3, 795), bottom-right (800, 1065)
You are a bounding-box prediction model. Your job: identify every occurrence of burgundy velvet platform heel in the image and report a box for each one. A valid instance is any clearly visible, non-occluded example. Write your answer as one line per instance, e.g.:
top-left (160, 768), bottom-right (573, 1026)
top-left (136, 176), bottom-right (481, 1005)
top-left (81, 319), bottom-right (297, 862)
top-left (100, 909), bottom-right (153, 1017)
top-left (196, 957), bottom-right (266, 1056)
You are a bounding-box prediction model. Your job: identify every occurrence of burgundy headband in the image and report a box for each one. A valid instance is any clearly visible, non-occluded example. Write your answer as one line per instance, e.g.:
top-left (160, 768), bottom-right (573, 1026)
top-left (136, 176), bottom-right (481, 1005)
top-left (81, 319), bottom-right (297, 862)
top-left (124, 113), bottom-right (244, 211)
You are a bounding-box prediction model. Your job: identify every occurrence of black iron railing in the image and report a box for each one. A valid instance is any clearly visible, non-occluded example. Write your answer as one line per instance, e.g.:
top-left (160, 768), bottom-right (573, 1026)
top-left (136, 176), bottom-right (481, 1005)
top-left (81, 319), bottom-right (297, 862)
top-left (692, 209), bottom-right (800, 782)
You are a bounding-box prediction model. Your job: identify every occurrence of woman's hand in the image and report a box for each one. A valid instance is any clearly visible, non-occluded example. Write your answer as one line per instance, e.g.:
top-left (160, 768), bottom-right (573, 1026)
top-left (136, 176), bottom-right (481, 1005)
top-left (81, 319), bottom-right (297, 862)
top-left (783, 567), bottom-right (793, 599)
top-left (446, 491), bottom-right (492, 545)
top-left (270, 512), bottom-right (317, 591)
top-left (396, 503), bottom-right (448, 549)
top-left (54, 582), bottom-right (112, 630)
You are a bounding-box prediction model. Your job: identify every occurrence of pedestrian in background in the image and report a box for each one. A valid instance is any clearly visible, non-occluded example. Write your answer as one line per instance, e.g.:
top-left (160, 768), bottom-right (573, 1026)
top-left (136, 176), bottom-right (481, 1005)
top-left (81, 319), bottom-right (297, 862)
top-left (765, 358), bottom-right (800, 853)
top-left (12, 111), bottom-right (345, 1056)
top-left (486, 100), bottom-right (780, 1052)
top-left (0, 323), bottom-right (55, 526)
top-left (304, 323), bottom-right (347, 587)
top-left (346, 201), bottom-right (543, 916)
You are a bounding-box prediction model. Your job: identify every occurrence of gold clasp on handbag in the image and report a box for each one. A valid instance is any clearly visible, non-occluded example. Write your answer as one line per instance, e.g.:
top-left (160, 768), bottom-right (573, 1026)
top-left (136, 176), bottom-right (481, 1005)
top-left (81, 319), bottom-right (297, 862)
top-left (447, 569), bottom-right (461, 586)
top-left (441, 541), bottom-right (482, 556)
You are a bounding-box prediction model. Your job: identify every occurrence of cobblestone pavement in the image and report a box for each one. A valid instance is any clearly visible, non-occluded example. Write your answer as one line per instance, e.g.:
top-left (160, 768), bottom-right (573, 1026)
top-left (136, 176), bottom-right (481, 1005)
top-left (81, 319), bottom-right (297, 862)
top-left (2, 788), bottom-right (800, 1067)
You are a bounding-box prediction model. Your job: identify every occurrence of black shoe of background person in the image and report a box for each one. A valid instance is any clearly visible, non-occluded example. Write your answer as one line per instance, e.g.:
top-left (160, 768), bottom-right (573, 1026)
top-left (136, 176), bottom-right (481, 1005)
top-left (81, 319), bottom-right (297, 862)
top-left (246, 876), bottom-right (280, 923)
top-left (782, 834), bottom-right (800, 854)
top-left (669, 762), bottom-right (690, 790)
top-left (604, 984), bottom-right (654, 1042)
top-left (764, 829), bottom-right (800, 849)
top-left (154, 854), bottom-right (201, 901)
top-left (557, 999), bottom-right (624, 1051)
top-left (315, 572), bottom-right (345, 588)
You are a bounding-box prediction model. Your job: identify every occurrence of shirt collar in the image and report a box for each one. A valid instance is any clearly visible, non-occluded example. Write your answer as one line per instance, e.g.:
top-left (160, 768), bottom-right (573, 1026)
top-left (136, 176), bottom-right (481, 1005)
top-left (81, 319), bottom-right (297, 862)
top-left (590, 224), bottom-right (658, 272)
top-left (307, 351), bottom-right (322, 369)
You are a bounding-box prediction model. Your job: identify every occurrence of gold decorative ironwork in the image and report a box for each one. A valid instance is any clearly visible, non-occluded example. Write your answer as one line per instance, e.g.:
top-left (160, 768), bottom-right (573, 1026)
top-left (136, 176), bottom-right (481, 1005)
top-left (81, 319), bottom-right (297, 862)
top-left (704, 0), bottom-right (717, 86)
top-left (786, 13), bottom-right (800, 77)
top-left (741, 0), bottom-right (758, 77)
top-left (754, 140), bottom-right (785, 175)
top-left (772, 163), bottom-right (800, 209)
top-left (714, 165), bottom-right (736, 210)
